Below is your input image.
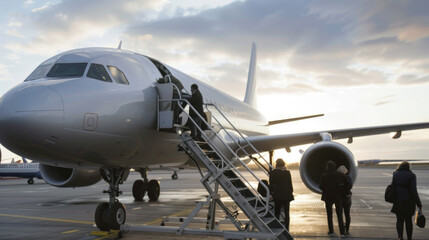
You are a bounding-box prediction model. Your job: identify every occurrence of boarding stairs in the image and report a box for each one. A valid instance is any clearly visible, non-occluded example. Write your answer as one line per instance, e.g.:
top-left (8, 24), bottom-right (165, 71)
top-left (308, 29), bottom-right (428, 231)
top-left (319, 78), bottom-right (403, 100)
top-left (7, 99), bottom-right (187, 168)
top-left (123, 81), bottom-right (293, 239)
top-left (176, 100), bottom-right (293, 240)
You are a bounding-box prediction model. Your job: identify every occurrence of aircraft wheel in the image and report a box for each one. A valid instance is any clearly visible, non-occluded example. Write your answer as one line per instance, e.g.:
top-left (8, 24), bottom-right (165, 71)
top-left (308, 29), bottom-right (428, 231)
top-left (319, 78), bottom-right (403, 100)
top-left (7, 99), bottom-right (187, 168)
top-left (132, 179), bottom-right (147, 201)
top-left (108, 202), bottom-right (126, 230)
top-left (95, 202), bottom-right (110, 231)
top-left (147, 180), bottom-right (160, 201)
top-left (27, 178), bottom-right (34, 184)
top-left (171, 173), bottom-right (178, 180)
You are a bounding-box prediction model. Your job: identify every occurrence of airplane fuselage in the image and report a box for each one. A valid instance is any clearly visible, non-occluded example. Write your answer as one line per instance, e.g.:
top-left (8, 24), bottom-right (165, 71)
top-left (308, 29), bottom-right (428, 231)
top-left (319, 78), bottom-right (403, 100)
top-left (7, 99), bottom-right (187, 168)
top-left (0, 163), bottom-right (41, 179)
top-left (0, 48), bottom-right (267, 169)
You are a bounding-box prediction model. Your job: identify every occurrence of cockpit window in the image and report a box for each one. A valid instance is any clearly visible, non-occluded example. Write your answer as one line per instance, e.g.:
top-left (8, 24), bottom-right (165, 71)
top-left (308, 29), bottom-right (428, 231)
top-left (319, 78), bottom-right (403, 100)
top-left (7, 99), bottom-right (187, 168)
top-left (25, 64), bottom-right (52, 81)
top-left (87, 63), bottom-right (112, 82)
top-left (47, 63), bottom-right (87, 78)
top-left (107, 66), bottom-right (129, 85)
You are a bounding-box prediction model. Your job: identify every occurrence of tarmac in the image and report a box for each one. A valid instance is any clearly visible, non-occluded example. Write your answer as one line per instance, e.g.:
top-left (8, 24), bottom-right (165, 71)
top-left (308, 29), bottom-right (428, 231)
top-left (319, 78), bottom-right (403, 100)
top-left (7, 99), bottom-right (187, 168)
top-left (0, 167), bottom-right (428, 239)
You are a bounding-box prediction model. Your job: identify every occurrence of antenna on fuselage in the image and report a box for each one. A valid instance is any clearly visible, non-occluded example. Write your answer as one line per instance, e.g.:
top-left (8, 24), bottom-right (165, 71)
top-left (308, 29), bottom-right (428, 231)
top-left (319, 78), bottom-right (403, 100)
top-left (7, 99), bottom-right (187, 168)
top-left (117, 40), bottom-right (122, 50)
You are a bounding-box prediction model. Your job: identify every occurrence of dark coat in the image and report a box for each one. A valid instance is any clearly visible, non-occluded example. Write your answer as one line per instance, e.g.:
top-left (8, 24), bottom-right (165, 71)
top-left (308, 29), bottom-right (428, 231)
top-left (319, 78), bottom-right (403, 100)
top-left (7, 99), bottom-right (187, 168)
top-left (342, 173), bottom-right (353, 205)
top-left (320, 169), bottom-right (348, 203)
top-left (189, 89), bottom-right (204, 119)
top-left (269, 168), bottom-right (294, 202)
top-left (344, 173), bottom-right (353, 195)
top-left (391, 167), bottom-right (422, 215)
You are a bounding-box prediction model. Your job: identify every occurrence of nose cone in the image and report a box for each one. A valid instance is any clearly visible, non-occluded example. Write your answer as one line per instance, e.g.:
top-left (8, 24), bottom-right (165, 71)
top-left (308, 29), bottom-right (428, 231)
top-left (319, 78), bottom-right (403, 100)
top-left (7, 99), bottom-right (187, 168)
top-left (0, 84), bottom-right (64, 157)
top-left (3, 84), bottom-right (64, 112)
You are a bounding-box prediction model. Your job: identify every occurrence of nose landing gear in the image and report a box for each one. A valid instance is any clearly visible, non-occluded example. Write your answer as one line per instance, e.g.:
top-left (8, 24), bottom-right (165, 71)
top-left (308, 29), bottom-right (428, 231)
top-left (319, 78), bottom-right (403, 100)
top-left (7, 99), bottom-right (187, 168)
top-left (95, 168), bottom-right (129, 231)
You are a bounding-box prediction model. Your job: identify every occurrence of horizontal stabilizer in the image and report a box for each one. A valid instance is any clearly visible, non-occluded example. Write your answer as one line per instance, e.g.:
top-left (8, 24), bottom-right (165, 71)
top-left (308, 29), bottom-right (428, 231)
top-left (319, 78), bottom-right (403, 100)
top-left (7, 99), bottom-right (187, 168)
top-left (268, 114), bottom-right (324, 126)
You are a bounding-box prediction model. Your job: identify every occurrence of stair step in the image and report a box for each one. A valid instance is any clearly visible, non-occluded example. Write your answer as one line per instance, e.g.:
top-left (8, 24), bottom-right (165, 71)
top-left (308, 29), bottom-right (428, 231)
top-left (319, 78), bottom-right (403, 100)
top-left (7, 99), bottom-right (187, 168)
top-left (223, 169), bottom-right (238, 178)
top-left (267, 219), bottom-right (283, 229)
top-left (238, 188), bottom-right (255, 198)
top-left (206, 152), bottom-right (220, 159)
top-left (196, 141), bottom-right (209, 146)
top-left (262, 217), bottom-right (276, 225)
top-left (272, 228), bottom-right (286, 235)
top-left (255, 207), bottom-right (266, 213)
top-left (229, 179), bottom-right (246, 188)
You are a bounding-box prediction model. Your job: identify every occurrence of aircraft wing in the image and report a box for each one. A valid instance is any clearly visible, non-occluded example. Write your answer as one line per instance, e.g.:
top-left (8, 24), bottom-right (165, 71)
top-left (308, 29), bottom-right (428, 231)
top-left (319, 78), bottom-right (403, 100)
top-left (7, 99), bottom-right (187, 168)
top-left (243, 122), bottom-right (429, 153)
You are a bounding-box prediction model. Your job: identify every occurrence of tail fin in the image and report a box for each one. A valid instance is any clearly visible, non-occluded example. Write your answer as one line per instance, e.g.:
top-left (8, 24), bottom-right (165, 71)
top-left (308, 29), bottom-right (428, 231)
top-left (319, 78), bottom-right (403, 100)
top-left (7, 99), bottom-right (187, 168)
top-left (243, 43), bottom-right (257, 107)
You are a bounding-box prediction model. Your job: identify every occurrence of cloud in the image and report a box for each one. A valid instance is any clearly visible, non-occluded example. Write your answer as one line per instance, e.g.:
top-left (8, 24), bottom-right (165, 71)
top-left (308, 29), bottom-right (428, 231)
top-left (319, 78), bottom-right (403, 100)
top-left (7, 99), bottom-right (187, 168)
top-left (5, 29), bottom-right (24, 38)
top-left (24, 0), bottom-right (35, 6)
top-left (5, 0), bottom-right (166, 55)
top-left (259, 83), bottom-right (321, 95)
top-left (397, 74), bottom-right (429, 85)
top-left (4, 0), bottom-right (429, 95)
top-left (373, 95), bottom-right (396, 106)
top-left (8, 21), bottom-right (22, 27)
top-left (122, 0), bottom-right (429, 93)
top-left (0, 64), bottom-right (11, 82)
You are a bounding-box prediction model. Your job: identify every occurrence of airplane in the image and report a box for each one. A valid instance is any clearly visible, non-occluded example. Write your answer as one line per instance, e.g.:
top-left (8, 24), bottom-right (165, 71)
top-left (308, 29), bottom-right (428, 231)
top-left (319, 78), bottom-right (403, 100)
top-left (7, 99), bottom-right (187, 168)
top-left (0, 43), bottom-right (428, 232)
top-left (0, 158), bottom-right (42, 184)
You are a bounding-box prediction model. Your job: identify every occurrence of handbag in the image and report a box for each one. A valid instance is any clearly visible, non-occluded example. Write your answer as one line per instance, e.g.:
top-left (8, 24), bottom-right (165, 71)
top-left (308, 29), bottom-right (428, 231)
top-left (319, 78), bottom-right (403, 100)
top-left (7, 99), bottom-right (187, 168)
top-left (415, 210), bottom-right (426, 228)
top-left (384, 183), bottom-right (396, 203)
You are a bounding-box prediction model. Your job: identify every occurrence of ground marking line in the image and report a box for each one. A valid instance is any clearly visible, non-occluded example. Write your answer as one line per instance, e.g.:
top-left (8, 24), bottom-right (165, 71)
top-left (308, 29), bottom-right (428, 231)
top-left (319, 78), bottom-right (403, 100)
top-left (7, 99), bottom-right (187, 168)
top-left (94, 232), bottom-right (120, 240)
top-left (359, 199), bottom-right (373, 209)
top-left (62, 229), bottom-right (80, 234)
top-left (0, 213), bottom-right (93, 225)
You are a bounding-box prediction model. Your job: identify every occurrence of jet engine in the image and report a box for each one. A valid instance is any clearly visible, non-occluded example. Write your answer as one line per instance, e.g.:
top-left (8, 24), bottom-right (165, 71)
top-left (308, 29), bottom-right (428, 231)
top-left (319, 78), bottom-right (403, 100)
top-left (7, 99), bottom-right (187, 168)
top-left (299, 140), bottom-right (358, 194)
top-left (39, 164), bottom-right (102, 187)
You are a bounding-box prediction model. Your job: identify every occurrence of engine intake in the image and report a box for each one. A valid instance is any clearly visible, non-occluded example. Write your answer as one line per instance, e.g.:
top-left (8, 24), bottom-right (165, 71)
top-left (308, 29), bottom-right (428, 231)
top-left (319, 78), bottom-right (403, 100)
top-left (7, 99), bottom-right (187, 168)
top-left (299, 141), bottom-right (357, 194)
top-left (39, 164), bottom-right (102, 187)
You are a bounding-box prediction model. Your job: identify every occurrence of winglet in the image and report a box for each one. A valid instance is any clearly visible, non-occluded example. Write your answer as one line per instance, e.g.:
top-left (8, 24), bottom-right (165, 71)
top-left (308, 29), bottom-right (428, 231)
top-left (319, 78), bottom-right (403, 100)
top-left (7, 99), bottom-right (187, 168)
top-left (117, 40), bottom-right (122, 50)
top-left (243, 43), bottom-right (257, 107)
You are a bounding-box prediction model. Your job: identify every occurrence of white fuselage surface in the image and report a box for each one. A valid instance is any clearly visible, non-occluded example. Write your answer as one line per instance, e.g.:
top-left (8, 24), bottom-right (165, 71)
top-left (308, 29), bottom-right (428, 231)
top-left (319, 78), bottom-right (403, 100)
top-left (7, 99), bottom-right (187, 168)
top-left (0, 48), bottom-right (267, 169)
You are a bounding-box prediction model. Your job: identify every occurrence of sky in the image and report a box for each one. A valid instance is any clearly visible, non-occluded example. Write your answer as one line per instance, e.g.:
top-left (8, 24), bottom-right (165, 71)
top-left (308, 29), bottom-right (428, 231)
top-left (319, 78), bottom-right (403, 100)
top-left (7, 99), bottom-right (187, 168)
top-left (0, 0), bottom-right (429, 163)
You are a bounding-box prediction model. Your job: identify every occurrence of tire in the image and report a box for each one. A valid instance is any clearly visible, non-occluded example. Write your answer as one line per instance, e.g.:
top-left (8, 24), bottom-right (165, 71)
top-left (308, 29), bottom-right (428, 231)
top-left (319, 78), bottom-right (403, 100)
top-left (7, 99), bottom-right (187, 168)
top-left (27, 178), bottom-right (34, 184)
top-left (95, 202), bottom-right (110, 231)
top-left (147, 180), bottom-right (160, 201)
top-left (108, 202), bottom-right (126, 230)
top-left (171, 173), bottom-right (178, 180)
top-left (132, 179), bottom-right (146, 201)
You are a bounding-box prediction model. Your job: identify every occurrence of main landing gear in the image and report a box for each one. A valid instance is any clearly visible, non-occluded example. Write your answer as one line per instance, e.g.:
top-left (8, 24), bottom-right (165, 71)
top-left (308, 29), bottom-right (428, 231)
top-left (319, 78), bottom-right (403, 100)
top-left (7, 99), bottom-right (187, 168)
top-left (27, 178), bottom-right (34, 184)
top-left (132, 168), bottom-right (160, 202)
top-left (171, 171), bottom-right (178, 180)
top-left (95, 168), bottom-right (129, 231)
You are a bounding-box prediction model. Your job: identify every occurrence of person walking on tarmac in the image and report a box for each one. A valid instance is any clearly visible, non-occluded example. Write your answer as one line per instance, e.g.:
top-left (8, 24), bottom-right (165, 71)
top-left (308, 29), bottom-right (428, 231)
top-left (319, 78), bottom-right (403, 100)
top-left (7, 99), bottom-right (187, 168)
top-left (269, 158), bottom-right (294, 230)
top-left (320, 161), bottom-right (347, 237)
top-left (188, 84), bottom-right (205, 141)
top-left (337, 165), bottom-right (353, 235)
top-left (390, 161), bottom-right (423, 240)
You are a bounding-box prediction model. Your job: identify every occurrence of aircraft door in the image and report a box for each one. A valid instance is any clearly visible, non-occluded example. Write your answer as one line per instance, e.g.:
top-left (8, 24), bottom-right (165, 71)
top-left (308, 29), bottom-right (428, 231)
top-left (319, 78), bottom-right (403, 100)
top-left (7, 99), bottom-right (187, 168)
top-left (155, 83), bottom-right (174, 130)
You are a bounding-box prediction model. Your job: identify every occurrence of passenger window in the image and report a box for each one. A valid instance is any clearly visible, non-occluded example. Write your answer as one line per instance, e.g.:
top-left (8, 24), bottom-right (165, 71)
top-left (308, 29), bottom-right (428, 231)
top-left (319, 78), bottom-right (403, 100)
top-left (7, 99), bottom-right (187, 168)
top-left (47, 63), bottom-right (87, 78)
top-left (107, 66), bottom-right (129, 85)
top-left (87, 63), bottom-right (112, 82)
top-left (25, 64), bottom-right (53, 81)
